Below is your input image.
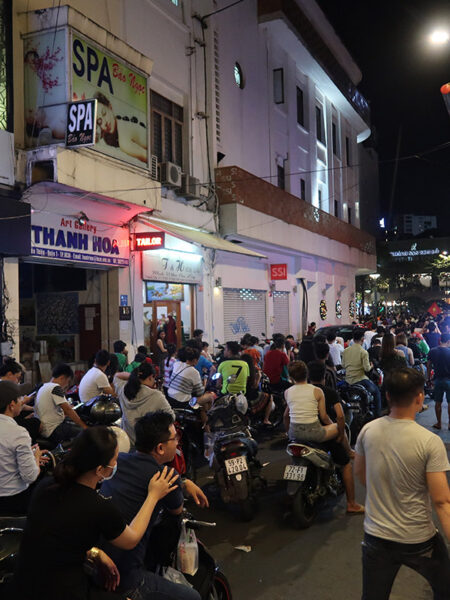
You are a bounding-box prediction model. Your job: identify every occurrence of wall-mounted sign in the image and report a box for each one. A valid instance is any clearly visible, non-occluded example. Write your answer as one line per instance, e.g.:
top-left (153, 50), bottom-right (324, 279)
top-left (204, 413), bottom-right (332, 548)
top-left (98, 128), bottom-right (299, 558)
top-left (270, 264), bottom-right (287, 280)
top-left (30, 211), bottom-right (129, 267)
top-left (133, 232), bottom-right (165, 251)
top-left (119, 306), bottom-right (132, 320)
top-left (66, 99), bottom-right (97, 147)
top-left (142, 249), bottom-right (203, 284)
top-left (23, 29), bottom-right (149, 168)
top-left (72, 34), bottom-right (148, 167)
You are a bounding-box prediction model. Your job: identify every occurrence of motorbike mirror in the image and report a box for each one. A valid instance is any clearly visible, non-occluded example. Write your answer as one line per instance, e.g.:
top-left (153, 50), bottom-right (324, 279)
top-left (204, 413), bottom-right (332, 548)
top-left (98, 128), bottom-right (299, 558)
top-left (189, 397), bottom-right (200, 409)
top-left (227, 374), bottom-right (237, 383)
top-left (214, 339), bottom-right (220, 343)
top-left (211, 373), bottom-right (221, 381)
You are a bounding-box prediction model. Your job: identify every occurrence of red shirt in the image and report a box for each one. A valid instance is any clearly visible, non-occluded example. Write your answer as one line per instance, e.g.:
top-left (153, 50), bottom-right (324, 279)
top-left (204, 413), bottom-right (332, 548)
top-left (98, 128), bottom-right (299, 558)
top-left (263, 349), bottom-right (289, 384)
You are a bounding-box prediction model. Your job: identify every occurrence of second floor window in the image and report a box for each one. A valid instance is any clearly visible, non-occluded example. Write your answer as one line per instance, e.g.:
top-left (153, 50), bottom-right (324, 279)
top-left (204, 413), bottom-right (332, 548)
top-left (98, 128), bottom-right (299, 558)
top-left (277, 165), bottom-right (285, 190)
top-left (296, 86), bottom-right (305, 127)
top-left (345, 136), bottom-right (351, 166)
top-left (151, 91), bottom-right (183, 167)
top-left (300, 178), bottom-right (306, 201)
top-left (332, 122), bottom-right (339, 157)
top-left (273, 68), bottom-right (284, 104)
top-left (316, 105), bottom-right (325, 145)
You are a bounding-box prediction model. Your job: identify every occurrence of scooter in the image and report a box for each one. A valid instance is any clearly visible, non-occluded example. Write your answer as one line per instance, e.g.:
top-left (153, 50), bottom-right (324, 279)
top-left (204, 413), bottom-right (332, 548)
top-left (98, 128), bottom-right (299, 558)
top-left (283, 440), bottom-right (344, 529)
top-left (207, 384), bottom-right (265, 521)
top-left (337, 381), bottom-right (375, 445)
top-left (146, 510), bottom-right (232, 600)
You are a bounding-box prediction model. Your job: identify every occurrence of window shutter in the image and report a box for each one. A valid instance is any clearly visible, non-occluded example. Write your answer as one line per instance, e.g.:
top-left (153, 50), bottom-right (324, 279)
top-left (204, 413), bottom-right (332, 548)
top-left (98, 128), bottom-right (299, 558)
top-left (273, 291), bottom-right (290, 335)
top-left (223, 288), bottom-right (267, 342)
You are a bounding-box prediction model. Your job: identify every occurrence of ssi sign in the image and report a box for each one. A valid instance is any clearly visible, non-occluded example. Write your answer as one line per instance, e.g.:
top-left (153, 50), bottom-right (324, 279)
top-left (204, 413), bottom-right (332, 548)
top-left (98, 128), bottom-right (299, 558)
top-left (66, 99), bottom-right (97, 147)
top-left (270, 264), bottom-right (287, 280)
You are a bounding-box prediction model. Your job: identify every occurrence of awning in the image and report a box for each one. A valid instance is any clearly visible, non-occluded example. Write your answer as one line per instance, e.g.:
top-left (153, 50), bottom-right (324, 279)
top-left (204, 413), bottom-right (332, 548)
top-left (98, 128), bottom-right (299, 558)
top-left (139, 217), bottom-right (266, 258)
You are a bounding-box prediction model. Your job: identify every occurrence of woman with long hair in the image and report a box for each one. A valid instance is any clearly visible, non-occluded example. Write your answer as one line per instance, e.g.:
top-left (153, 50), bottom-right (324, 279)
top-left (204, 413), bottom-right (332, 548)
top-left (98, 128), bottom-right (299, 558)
top-left (380, 333), bottom-right (407, 375)
top-left (240, 353), bottom-right (273, 425)
top-left (114, 363), bottom-right (174, 445)
top-left (154, 330), bottom-right (168, 378)
top-left (15, 427), bottom-right (177, 600)
top-left (163, 343), bottom-right (177, 397)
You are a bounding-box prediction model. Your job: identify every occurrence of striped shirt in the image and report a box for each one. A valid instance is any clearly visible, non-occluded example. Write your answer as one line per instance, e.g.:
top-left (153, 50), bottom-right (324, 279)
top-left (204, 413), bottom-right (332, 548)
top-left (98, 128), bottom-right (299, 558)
top-left (167, 361), bottom-right (204, 403)
top-left (163, 357), bottom-right (176, 389)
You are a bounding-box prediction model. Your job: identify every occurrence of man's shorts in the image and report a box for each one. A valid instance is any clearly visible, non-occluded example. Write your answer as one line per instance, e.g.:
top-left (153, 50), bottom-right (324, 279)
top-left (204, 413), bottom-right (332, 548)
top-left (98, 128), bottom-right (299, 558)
top-left (434, 378), bottom-right (450, 404)
top-left (322, 438), bottom-right (350, 466)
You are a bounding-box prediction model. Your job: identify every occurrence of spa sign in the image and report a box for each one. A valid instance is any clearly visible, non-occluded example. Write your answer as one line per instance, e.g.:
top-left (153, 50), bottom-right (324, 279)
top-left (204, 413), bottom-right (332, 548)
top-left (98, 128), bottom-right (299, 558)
top-left (30, 211), bottom-right (129, 267)
top-left (23, 29), bottom-right (148, 168)
top-left (66, 99), bottom-right (97, 147)
top-left (72, 34), bottom-right (148, 167)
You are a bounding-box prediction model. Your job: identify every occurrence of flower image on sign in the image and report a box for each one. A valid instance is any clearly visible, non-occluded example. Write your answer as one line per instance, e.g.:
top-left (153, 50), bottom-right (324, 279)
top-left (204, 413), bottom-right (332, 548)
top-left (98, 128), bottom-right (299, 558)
top-left (23, 30), bottom-right (67, 147)
top-left (72, 34), bottom-right (148, 167)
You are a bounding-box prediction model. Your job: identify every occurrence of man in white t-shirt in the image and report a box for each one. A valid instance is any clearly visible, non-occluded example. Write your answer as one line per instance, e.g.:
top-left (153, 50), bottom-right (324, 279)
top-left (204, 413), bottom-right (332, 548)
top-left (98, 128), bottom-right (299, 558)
top-left (34, 363), bottom-right (87, 444)
top-left (326, 331), bottom-right (344, 367)
top-left (79, 349), bottom-right (115, 404)
top-left (355, 368), bottom-right (450, 599)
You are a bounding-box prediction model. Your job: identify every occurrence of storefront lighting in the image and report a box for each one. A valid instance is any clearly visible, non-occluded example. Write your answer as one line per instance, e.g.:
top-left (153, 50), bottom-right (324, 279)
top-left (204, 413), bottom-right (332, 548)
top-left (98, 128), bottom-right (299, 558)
top-left (369, 273), bottom-right (380, 280)
top-left (77, 211), bottom-right (89, 226)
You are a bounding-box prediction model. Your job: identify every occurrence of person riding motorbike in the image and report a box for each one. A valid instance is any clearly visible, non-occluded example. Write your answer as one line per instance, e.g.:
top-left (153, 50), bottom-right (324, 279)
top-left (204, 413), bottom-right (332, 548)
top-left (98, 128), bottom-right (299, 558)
top-left (240, 353), bottom-right (273, 425)
top-left (0, 381), bottom-right (47, 515)
top-left (79, 350), bottom-right (115, 404)
top-left (100, 411), bottom-right (206, 600)
top-left (113, 363), bottom-right (174, 446)
top-left (263, 336), bottom-right (291, 393)
top-left (14, 426), bottom-right (177, 600)
top-left (217, 341), bottom-right (250, 395)
top-left (308, 361), bottom-right (364, 514)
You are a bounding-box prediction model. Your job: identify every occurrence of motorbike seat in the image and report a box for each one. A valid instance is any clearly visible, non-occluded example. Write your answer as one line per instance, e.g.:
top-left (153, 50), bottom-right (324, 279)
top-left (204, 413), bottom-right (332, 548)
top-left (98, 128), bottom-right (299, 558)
top-left (0, 515), bottom-right (27, 530)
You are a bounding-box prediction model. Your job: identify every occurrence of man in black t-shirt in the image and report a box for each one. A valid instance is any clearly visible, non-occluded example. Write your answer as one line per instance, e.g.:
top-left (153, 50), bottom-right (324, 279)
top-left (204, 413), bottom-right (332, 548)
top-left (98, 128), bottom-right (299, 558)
top-left (427, 333), bottom-right (450, 430)
top-left (101, 411), bottom-right (205, 600)
top-left (308, 361), bottom-right (364, 515)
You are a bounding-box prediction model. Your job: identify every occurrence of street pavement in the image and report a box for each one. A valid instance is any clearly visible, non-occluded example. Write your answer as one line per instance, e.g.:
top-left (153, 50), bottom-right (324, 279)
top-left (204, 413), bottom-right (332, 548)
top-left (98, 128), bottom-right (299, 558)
top-left (187, 401), bottom-right (450, 600)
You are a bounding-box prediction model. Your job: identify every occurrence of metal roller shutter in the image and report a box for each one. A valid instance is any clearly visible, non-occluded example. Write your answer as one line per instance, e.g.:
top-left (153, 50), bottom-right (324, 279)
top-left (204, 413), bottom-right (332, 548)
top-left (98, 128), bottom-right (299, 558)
top-left (273, 291), bottom-right (290, 335)
top-left (223, 288), bottom-right (267, 342)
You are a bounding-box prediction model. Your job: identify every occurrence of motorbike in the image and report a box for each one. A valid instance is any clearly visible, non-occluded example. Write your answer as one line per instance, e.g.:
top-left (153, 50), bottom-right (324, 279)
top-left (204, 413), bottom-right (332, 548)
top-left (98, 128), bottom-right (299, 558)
top-left (146, 509), bottom-right (232, 600)
top-left (337, 382), bottom-right (375, 445)
top-left (283, 440), bottom-right (344, 529)
top-left (173, 402), bottom-right (205, 481)
top-left (207, 387), bottom-right (265, 521)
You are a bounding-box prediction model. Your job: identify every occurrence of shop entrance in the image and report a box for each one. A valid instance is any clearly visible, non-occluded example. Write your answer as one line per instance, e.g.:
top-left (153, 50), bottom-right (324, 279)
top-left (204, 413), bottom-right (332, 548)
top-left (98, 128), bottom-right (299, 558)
top-left (143, 282), bottom-right (195, 353)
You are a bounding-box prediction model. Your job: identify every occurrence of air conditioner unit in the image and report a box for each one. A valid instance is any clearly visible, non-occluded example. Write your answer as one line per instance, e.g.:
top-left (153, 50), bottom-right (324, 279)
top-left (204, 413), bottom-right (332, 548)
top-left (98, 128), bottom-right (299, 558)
top-left (150, 154), bottom-right (158, 181)
top-left (159, 161), bottom-right (182, 188)
top-left (181, 174), bottom-right (200, 199)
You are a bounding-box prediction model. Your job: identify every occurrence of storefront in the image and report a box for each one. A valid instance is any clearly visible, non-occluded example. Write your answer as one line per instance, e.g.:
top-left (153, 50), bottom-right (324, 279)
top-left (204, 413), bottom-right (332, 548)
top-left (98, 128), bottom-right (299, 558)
top-left (141, 241), bottom-right (203, 351)
top-left (222, 288), bottom-right (267, 342)
top-left (18, 185), bottom-right (142, 379)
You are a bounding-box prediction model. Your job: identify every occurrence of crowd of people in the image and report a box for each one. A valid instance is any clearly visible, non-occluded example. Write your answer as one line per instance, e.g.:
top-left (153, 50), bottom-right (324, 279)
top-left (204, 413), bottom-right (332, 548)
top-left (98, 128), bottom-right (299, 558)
top-left (0, 308), bottom-right (449, 599)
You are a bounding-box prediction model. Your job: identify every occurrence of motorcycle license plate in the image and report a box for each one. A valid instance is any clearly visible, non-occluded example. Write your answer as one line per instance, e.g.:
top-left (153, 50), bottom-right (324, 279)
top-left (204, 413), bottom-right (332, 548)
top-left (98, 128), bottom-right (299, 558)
top-left (225, 456), bottom-right (248, 475)
top-left (283, 465), bottom-right (307, 481)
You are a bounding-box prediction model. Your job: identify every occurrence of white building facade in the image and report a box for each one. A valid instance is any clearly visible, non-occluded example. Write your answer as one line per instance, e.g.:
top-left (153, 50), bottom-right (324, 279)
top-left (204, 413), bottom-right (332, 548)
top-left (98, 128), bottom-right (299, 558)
top-left (7, 0), bottom-right (376, 374)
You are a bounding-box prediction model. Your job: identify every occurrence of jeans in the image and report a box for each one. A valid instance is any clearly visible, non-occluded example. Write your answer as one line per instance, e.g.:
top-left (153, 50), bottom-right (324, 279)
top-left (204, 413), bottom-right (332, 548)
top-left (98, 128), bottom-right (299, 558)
top-left (48, 419), bottom-right (83, 445)
top-left (434, 378), bottom-right (450, 404)
top-left (355, 378), bottom-right (382, 417)
top-left (125, 568), bottom-right (201, 600)
top-left (361, 532), bottom-right (450, 600)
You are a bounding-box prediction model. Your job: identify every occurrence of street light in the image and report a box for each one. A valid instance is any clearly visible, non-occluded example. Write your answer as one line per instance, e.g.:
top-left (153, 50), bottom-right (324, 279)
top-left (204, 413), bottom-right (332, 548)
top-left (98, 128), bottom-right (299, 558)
top-left (429, 29), bottom-right (449, 45)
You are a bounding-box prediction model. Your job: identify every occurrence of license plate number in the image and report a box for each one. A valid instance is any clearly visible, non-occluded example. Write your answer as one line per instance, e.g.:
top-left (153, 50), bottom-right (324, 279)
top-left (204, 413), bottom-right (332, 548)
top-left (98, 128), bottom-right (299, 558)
top-left (283, 465), bottom-right (307, 481)
top-left (225, 456), bottom-right (248, 475)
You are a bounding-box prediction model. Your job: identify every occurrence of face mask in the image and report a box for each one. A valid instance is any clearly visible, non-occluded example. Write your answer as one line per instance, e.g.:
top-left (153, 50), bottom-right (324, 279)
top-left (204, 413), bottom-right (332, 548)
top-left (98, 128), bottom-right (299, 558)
top-left (101, 463), bottom-right (117, 481)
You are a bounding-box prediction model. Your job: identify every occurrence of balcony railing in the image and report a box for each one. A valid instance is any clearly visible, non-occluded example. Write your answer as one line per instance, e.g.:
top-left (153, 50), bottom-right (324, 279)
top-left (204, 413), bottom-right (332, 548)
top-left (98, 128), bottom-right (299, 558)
top-left (215, 166), bottom-right (376, 255)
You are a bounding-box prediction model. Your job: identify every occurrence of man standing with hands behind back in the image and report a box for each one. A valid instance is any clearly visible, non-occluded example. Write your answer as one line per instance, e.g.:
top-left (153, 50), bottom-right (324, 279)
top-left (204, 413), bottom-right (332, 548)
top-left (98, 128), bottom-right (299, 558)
top-left (354, 368), bottom-right (450, 600)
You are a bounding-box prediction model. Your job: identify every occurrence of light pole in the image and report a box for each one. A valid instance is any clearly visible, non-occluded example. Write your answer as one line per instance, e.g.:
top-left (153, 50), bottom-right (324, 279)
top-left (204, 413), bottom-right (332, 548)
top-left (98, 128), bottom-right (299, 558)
top-left (369, 273), bottom-right (381, 321)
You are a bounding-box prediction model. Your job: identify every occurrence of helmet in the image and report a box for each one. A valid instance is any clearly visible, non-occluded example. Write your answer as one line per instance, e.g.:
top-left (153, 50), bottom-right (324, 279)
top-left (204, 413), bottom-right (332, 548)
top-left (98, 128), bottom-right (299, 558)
top-left (110, 426), bottom-right (130, 453)
top-left (89, 395), bottom-right (122, 425)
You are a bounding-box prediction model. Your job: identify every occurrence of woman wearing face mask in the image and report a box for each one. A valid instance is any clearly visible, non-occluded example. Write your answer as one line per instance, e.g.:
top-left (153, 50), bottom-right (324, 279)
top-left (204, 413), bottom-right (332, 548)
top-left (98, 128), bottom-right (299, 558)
top-left (14, 426), bottom-right (177, 600)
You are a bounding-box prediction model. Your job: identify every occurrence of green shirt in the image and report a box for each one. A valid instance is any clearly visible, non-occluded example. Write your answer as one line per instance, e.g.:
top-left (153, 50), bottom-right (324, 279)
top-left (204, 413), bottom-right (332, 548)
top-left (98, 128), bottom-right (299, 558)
top-left (116, 353), bottom-right (127, 371)
top-left (218, 359), bottom-right (250, 394)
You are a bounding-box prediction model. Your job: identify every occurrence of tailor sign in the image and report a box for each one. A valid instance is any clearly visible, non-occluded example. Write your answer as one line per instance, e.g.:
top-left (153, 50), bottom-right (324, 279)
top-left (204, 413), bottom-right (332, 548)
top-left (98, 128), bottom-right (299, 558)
top-left (133, 232), bottom-right (165, 251)
top-left (30, 211), bottom-right (129, 267)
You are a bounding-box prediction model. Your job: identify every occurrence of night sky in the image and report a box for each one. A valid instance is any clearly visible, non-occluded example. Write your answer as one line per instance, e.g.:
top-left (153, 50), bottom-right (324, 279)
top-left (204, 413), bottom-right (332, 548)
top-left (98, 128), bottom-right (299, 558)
top-left (317, 0), bottom-right (450, 231)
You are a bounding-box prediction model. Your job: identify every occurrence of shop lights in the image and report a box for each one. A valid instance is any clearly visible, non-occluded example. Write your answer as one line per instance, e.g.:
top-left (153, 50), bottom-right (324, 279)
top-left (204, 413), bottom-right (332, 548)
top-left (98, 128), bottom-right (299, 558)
top-left (77, 211), bottom-right (89, 226)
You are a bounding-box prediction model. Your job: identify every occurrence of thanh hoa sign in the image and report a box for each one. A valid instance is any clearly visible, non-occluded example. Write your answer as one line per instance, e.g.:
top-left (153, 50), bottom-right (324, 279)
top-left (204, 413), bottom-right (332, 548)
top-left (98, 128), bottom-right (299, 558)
top-left (30, 211), bottom-right (129, 267)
